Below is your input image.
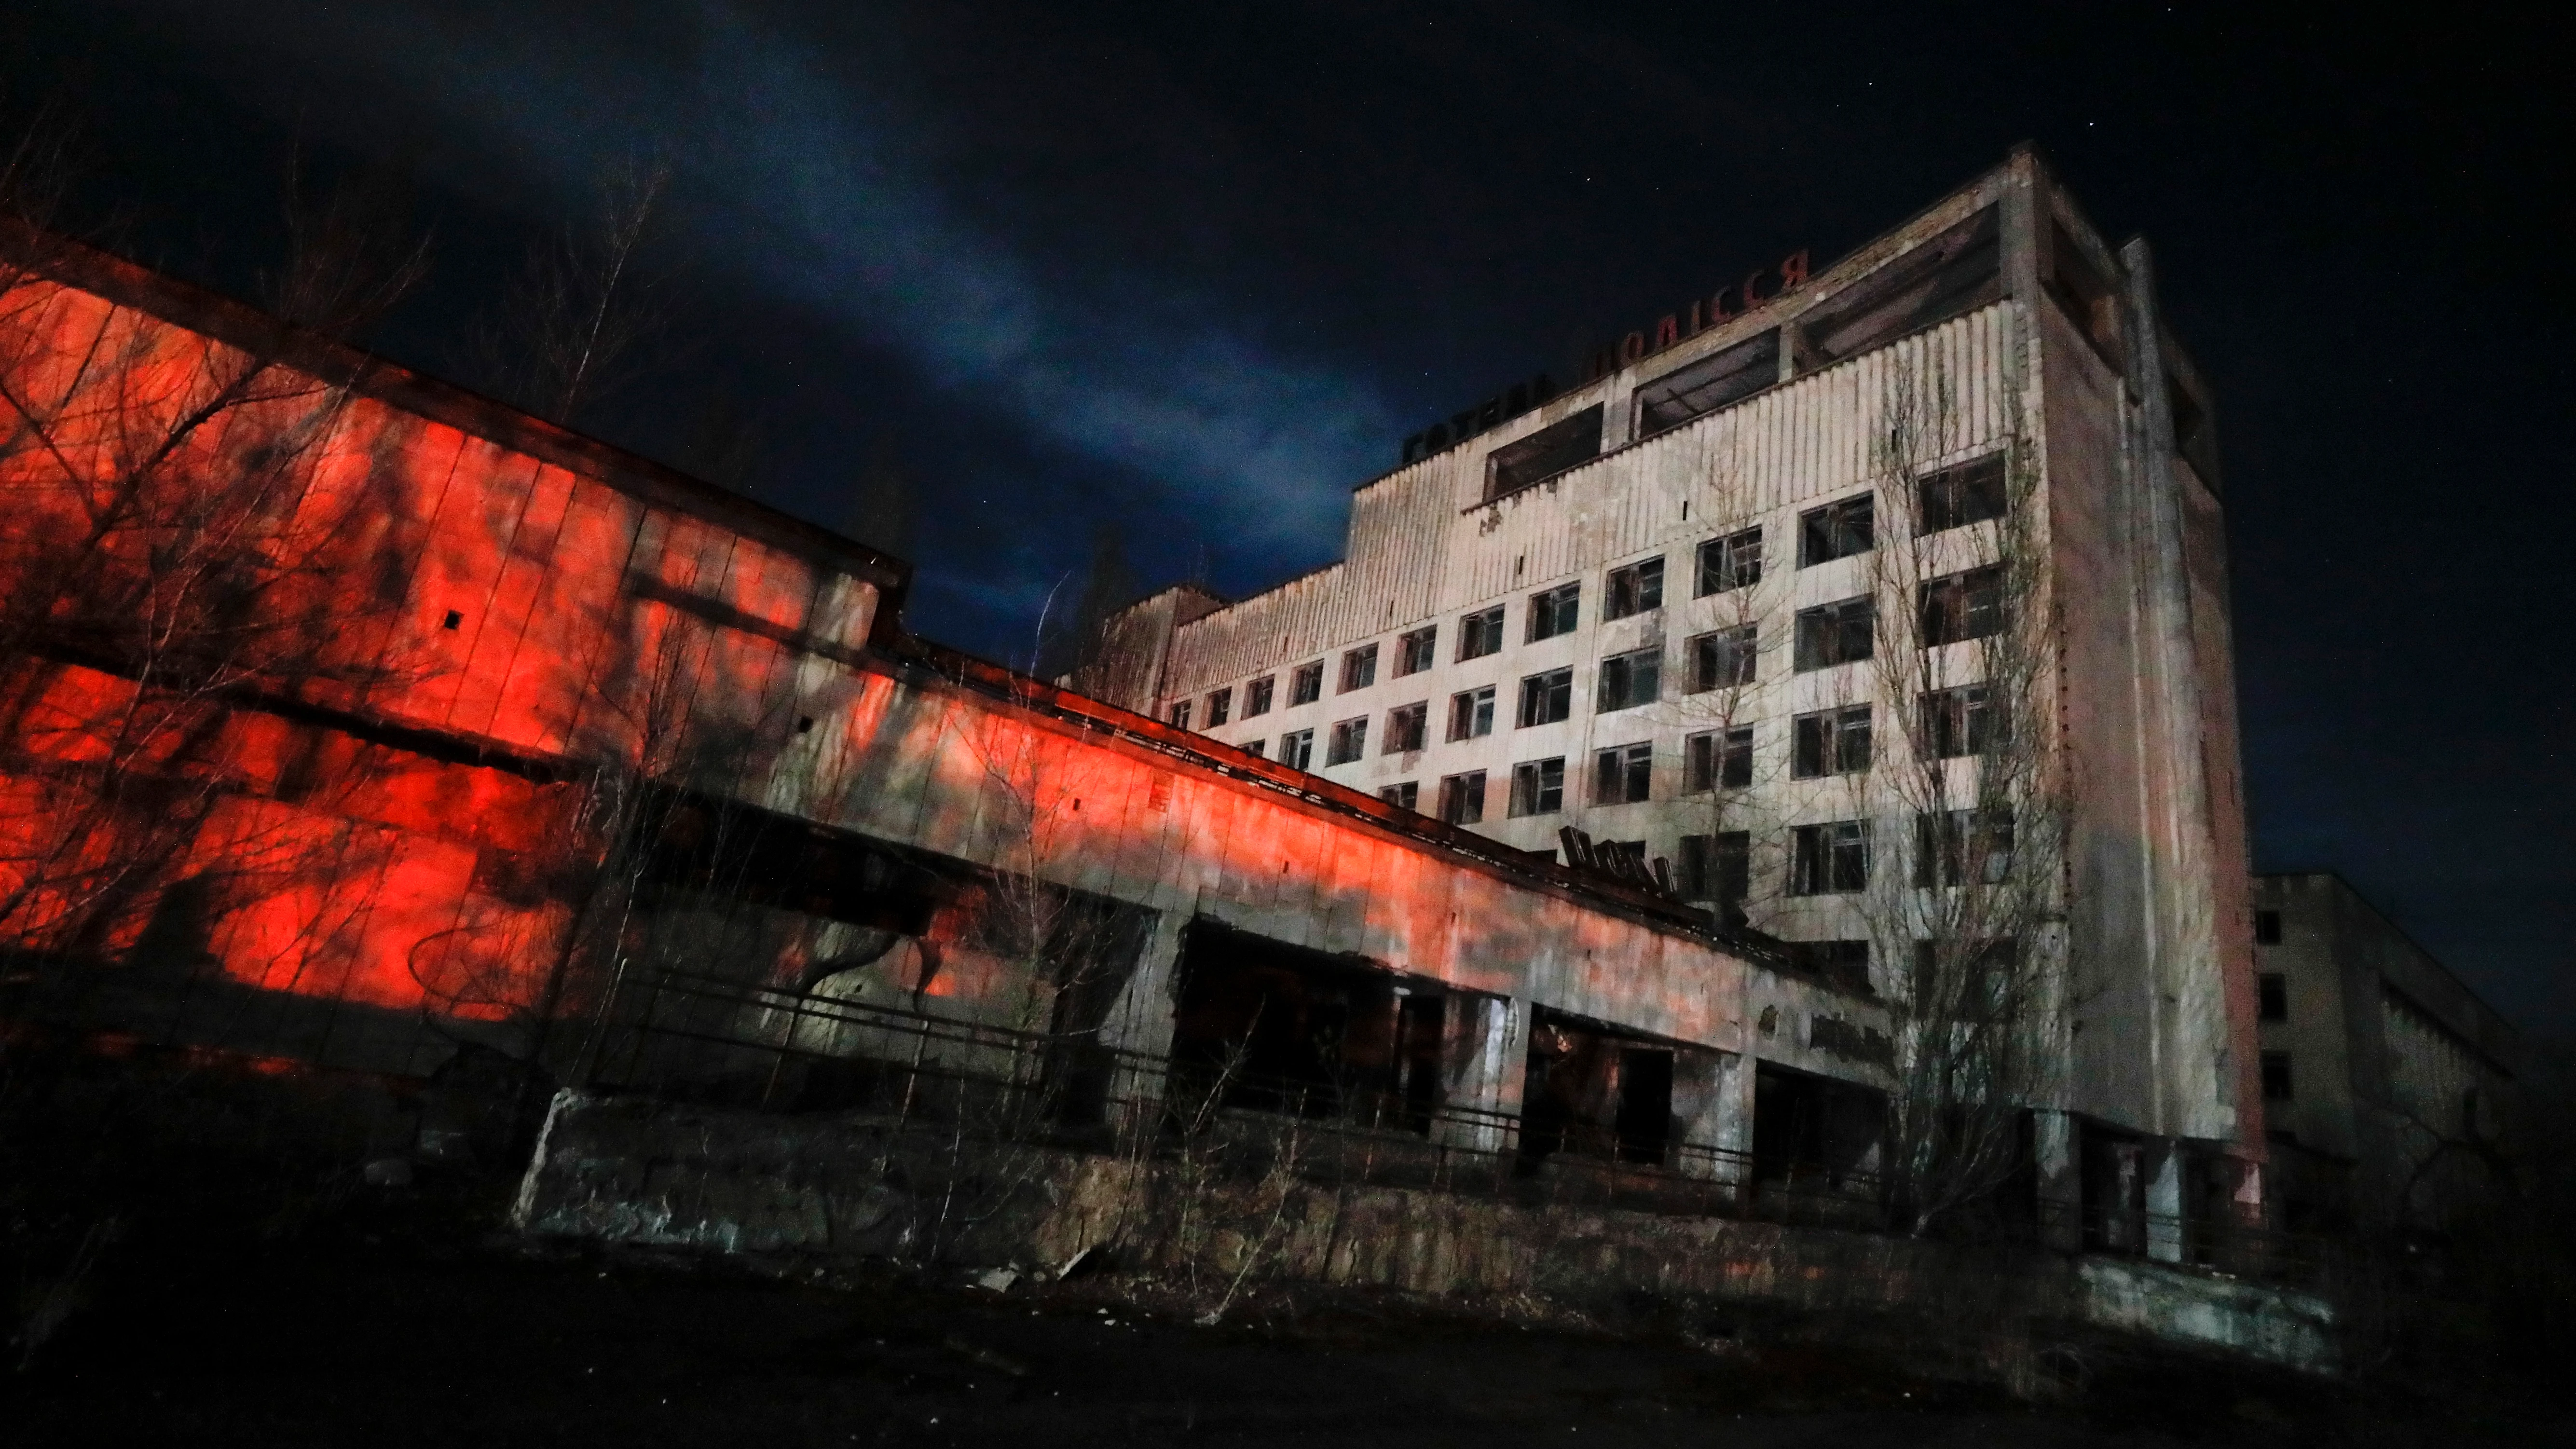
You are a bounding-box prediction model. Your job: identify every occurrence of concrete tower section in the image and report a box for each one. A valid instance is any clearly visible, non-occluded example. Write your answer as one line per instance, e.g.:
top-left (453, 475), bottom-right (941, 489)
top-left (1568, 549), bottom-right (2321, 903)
top-left (1098, 150), bottom-right (2267, 1220)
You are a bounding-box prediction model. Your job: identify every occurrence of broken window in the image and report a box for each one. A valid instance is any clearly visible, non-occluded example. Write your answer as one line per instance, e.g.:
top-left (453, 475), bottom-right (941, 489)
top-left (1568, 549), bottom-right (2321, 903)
top-left (1792, 705), bottom-right (1872, 778)
top-left (1278, 728), bottom-right (1314, 771)
top-left (1695, 527), bottom-right (1764, 595)
top-left (1604, 557), bottom-right (1664, 619)
top-left (1594, 742), bottom-right (1653, 805)
top-left (1633, 329), bottom-right (1781, 437)
top-left (1595, 647), bottom-right (1660, 712)
top-left (1457, 605), bottom-right (1506, 661)
top-left (1168, 700), bottom-right (1192, 730)
top-left (1245, 675), bottom-right (1275, 717)
top-left (1914, 808), bottom-right (2015, 887)
top-left (1677, 831), bottom-right (1751, 910)
top-left (1340, 643), bottom-right (1379, 693)
top-left (1448, 684), bottom-right (1495, 741)
top-left (1794, 940), bottom-right (1873, 994)
top-left (1919, 683), bottom-right (1999, 759)
top-left (2046, 219), bottom-right (2125, 370)
top-left (1326, 716), bottom-right (1369, 766)
top-left (2261, 1051), bottom-right (2294, 1102)
top-left (1377, 781), bottom-right (1420, 811)
top-left (1793, 205), bottom-right (2002, 367)
top-left (1918, 453), bottom-right (2009, 534)
top-left (1794, 597), bottom-right (1875, 670)
top-left (1528, 582), bottom-right (1580, 641)
top-left (1437, 770), bottom-right (1487, 824)
top-left (1242, 738), bottom-right (1265, 759)
top-left (1509, 757), bottom-right (1565, 817)
top-left (1396, 625), bottom-right (1438, 676)
top-left (1289, 661), bottom-right (1323, 706)
top-left (1206, 686), bottom-right (1232, 727)
top-left (1799, 494), bottom-right (1875, 566)
top-left (1485, 403), bottom-right (1604, 499)
top-left (1790, 820), bottom-right (1870, 895)
top-left (1919, 564), bottom-right (2003, 646)
top-left (1691, 625), bottom-right (1757, 690)
top-left (1685, 726), bottom-right (1753, 792)
top-left (1384, 701), bottom-right (1428, 753)
top-left (1517, 667), bottom-right (1572, 727)
top-left (2255, 909), bottom-right (2282, 945)
top-left (2259, 972), bottom-right (2288, 1023)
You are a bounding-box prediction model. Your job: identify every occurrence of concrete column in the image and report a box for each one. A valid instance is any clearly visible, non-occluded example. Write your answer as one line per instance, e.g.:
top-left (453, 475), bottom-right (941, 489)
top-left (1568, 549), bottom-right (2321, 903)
top-left (1670, 1049), bottom-right (1742, 1181)
top-left (2033, 1108), bottom-right (2083, 1252)
top-left (2146, 1138), bottom-right (2187, 1263)
top-left (1435, 994), bottom-right (1529, 1157)
top-left (1098, 910), bottom-right (1187, 1133)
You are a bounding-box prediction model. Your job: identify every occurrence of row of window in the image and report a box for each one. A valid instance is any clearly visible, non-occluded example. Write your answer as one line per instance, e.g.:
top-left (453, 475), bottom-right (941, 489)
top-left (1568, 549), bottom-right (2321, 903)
top-left (1169, 559), bottom-right (2005, 735)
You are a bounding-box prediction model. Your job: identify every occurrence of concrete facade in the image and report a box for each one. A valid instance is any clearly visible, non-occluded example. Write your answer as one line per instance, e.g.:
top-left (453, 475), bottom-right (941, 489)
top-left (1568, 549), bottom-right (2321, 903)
top-left (2251, 872), bottom-right (2526, 1235)
top-left (1098, 150), bottom-right (2266, 1210)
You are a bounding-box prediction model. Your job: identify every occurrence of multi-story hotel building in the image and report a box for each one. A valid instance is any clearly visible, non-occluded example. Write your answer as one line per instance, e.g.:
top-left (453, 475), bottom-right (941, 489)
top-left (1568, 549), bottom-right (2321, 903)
top-left (1098, 149), bottom-right (2268, 1213)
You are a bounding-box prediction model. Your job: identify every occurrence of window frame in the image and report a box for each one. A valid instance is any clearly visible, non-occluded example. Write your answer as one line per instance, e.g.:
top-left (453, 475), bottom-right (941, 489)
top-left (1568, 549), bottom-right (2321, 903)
top-left (1917, 453), bottom-right (2009, 534)
top-left (1603, 556), bottom-right (1665, 620)
top-left (1595, 646), bottom-right (1661, 713)
top-left (1527, 583), bottom-right (1581, 642)
top-left (1797, 494), bottom-right (1876, 566)
top-left (1919, 564), bottom-right (2004, 647)
top-left (1205, 686), bottom-right (1232, 727)
top-left (1384, 701), bottom-right (1429, 753)
top-left (1593, 741), bottom-right (1653, 805)
top-left (1457, 605), bottom-right (1506, 661)
top-left (1694, 527), bottom-right (1765, 596)
top-left (1508, 757), bottom-right (1566, 817)
top-left (1448, 684), bottom-right (1495, 741)
top-left (1325, 716), bottom-right (1369, 766)
top-left (1340, 643), bottom-right (1380, 693)
top-left (1288, 661), bottom-right (1324, 706)
top-left (1245, 675), bottom-right (1275, 718)
top-left (1516, 667), bottom-right (1573, 727)
top-left (1437, 770), bottom-right (1487, 825)
top-left (1790, 820), bottom-right (1871, 896)
top-left (1396, 625), bottom-right (1439, 677)
top-left (1684, 725), bottom-right (1754, 793)
top-left (1690, 624), bottom-right (1757, 691)
top-left (1278, 728), bottom-right (1315, 771)
top-left (1793, 596), bottom-right (1876, 671)
top-left (1791, 705), bottom-right (1873, 779)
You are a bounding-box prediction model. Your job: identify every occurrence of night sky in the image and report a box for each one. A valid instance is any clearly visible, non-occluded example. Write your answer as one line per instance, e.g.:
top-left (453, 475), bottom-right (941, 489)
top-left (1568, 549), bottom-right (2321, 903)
top-left (6, 3), bottom-right (2568, 1033)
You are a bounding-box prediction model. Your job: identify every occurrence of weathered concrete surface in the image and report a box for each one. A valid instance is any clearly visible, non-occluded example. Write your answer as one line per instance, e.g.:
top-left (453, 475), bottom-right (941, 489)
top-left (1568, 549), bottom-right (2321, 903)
top-left (514, 1090), bottom-right (2338, 1376)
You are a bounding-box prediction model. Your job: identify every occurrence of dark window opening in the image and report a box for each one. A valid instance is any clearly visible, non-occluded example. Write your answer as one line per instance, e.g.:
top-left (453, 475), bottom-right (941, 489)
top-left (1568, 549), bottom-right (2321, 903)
top-left (1691, 625), bottom-right (1757, 691)
top-left (1170, 919), bottom-right (1454, 1131)
top-left (1397, 626), bottom-right (1438, 676)
top-left (1695, 527), bottom-right (1765, 595)
top-left (1799, 495), bottom-right (1875, 566)
top-left (1486, 404), bottom-right (1604, 499)
top-left (795, 715), bottom-right (815, 735)
top-left (1326, 716), bottom-right (1368, 766)
top-left (1753, 1062), bottom-right (1885, 1188)
top-left (1792, 705), bottom-right (1872, 778)
top-left (1168, 701), bottom-right (1192, 730)
top-left (1289, 662), bottom-right (1324, 706)
top-left (1521, 1007), bottom-right (1683, 1167)
top-left (1793, 940), bottom-right (1873, 995)
top-left (1528, 583), bottom-right (1581, 641)
top-left (1919, 684), bottom-right (1999, 758)
top-left (1794, 205), bottom-right (2002, 367)
top-left (1205, 687), bottom-right (1232, 727)
top-left (2255, 909), bottom-right (2282, 945)
top-left (1685, 726), bottom-right (1753, 793)
top-left (441, 609), bottom-right (464, 630)
top-left (1634, 329), bottom-right (1781, 437)
top-left (1517, 668), bottom-right (1572, 727)
top-left (1790, 820), bottom-right (1870, 895)
top-left (1458, 605), bottom-right (1506, 661)
top-left (1917, 453), bottom-right (2009, 533)
top-left (1383, 701), bottom-right (1428, 753)
top-left (1377, 781), bottom-right (1419, 812)
top-left (1594, 742), bottom-right (1653, 805)
top-left (1278, 728), bottom-right (1314, 771)
top-left (1242, 739), bottom-right (1265, 759)
top-left (1604, 557), bottom-right (1664, 619)
top-left (2261, 1051), bottom-right (2294, 1102)
top-left (1677, 831), bottom-right (1751, 922)
top-left (1920, 565), bottom-right (2003, 646)
top-left (1448, 684), bottom-right (1495, 740)
top-left (1340, 644), bottom-right (1379, 693)
top-left (1437, 770), bottom-right (1486, 825)
top-left (1245, 676), bottom-right (1275, 717)
top-left (1595, 647), bottom-right (1660, 712)
top-left (2258, 972), bottom-right (2288, 1023)
top-left (1794, 597), bottom-right (1875, 670)
top-left (1509, 757), bottom-right (1565, 817)
top-left (1914, 808), bottom-right (2015, 888)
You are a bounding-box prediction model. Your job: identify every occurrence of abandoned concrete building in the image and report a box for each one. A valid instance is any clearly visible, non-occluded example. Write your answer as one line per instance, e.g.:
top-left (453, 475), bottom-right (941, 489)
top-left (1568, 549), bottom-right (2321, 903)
top-left (2251, 873), bottom-right (2527, 1236)
top-left (1096, 149), bottom-right (2268, 1243)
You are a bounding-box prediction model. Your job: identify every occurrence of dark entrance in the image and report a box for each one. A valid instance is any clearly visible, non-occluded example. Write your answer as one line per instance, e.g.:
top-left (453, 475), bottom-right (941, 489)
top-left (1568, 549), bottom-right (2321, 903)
top-left (1168, 918), bottom-right (1442, 1129)
top-left (1519, 1007), bottom-right (1677, 1168)
top-left (1613, 1048), bottom-right (1675, 1164)
top-left (1751, 1062), bottom-right (1884, 1190)
top-left (2080, 1123), bottom-right (2149, 1254)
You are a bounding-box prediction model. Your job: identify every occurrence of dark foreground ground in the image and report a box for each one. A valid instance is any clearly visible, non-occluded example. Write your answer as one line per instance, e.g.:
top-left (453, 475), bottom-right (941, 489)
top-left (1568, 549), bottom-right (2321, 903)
top-left (8, 1185), bottom-right (2558, 1449)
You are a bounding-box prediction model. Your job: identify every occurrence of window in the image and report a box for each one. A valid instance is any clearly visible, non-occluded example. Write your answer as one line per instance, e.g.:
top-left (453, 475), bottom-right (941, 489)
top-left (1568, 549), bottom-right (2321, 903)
top-left (2258, 973), bottom-right (2288, 1023)
top-left (1437, 771), bottom-right (1487, 825)
top-left (1289, 662), bottom-right (1324, 706)
top-left (1205, 687), bottom-right (1232, 727)
top-left (1634, 329), bottom-right (1780, 437)
top-left (1384, 701), bottom-right (1429, 753)
top-left (1798, 495), bottom-right (1874, 566)
top-left (1326, 716), bottom-right (1368, 766)
top-left (1919, 684), bottom-right (1998, 759)
top-left (1691, 625), bottom-right (1757, 690)
top-left (1516, 668), bottom-right (1572, 727)
top-left (2254, 910), bottom-right (2283, 945)
top-left (2261, 1051), bottom-right (2294, 1102)
top-left (1242, 738), bottom-right (1265, 759)
top-left (1792, 705), bottom-right (1872, 778)
top-left (1914, 808), bottom-right (2015, 887)
top-left (1278, 728), bottom-right (1314, 771)
top-left (1378, 781), bottom-right (1420, 811)
top-left (1168, 700), bottom-right (1192, 730)
top-left (1605, 557), bottom-right (1664, 619)
top-left (1528, 583), bottom-right (1580, 641)
top-left (1340, 643), bottom-right (1379, 693)
top-left (1509, 758), bottom-right (1566, 817)
top-left (1695, 528), bottom-right (1764, 595)
top-left (1918, 454), bottom-right (2008, 533)
top-left (1486, 403), bottom-right (1603, 499)
top-left (1916, 940), bottom-right (2019, 1020)
top-left (1397, 626), bottom-right (1438, 676)
top-left (1594, 742), bottom-right (1653, 805)
top-left (1596, 647), bottom-right (1660, 712)
top-left (1790, 820), bottom-right (1870, 895)
top-left (1244, 677), bottom-right (1275, 719)
top-left (1795, 205), bottom-right (2001, 366)
top-left (2046, 219), bottom-right (2125, 369)
top-left (1457, 605), bottom-right (1506, 661)
top-left (1448, 684), bottom-right (1495, 741)
top-left (1920, 565), bottom-right (2003, 647)
top-left (1677, 831), bottom-right (1751, 908)
top-left (1794, 597), bottom-right (1875, 670)
top-left (1685, 726), bottom-right (1753, 792)
top-left (1794, 941), bottom-right (1873, 994)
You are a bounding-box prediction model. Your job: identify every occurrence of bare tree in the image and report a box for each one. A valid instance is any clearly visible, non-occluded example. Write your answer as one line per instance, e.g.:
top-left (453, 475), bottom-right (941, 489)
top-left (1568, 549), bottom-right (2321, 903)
top-left (464, 157), bottom-right (672, 426)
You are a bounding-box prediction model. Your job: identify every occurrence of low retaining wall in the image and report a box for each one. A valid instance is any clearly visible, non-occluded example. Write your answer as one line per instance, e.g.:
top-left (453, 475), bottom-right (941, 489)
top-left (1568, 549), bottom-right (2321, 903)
top-left (513, 1091), bottom-right (2336, 1375)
